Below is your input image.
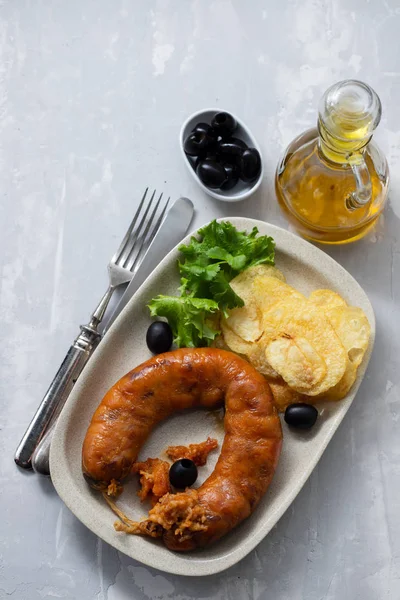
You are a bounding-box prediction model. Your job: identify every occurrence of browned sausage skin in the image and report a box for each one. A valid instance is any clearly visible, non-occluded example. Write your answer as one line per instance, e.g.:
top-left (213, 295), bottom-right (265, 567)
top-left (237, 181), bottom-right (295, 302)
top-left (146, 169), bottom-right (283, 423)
top-left (82, 348), bottom-right (282, 550)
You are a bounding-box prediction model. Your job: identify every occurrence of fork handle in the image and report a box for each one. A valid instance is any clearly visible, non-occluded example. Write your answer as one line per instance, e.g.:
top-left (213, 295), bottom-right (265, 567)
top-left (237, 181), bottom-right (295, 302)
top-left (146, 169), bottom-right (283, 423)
top-left (14, 324), bottom-right (101, 469)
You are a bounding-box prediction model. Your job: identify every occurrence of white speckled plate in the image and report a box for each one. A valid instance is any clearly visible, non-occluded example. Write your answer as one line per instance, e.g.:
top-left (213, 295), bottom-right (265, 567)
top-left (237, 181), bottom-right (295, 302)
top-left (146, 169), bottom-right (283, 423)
top-left (50, 218), bottom-right (375, 576)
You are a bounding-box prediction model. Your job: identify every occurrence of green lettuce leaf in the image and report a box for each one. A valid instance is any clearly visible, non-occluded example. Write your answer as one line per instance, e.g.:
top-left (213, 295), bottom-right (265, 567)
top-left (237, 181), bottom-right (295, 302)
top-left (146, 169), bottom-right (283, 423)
top-left (178, 220), bottom-right (275, 302)
top-left (209, 271), bottom-right (244, 317)
top-left (148, 220), bottom-right (275, 348)
top-left (148, 295), bottom-right (219, 348)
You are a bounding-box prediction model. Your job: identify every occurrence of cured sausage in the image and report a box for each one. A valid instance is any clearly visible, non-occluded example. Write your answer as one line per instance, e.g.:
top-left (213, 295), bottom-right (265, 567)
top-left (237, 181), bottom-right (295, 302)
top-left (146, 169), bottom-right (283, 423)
top-left (82, 348), bottom-right (282, 550)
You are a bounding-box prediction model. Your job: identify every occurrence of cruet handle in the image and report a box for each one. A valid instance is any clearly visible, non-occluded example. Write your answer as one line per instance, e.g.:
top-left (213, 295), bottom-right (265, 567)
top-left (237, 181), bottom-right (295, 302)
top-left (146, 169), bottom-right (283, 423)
top-left (347, 153), bottom-right (372, 210)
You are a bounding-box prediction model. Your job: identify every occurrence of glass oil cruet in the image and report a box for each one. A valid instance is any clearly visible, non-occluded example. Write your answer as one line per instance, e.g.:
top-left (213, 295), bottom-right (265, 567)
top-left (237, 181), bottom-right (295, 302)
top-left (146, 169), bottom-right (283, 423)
top-left (275, 80), bottom-right (389, 244)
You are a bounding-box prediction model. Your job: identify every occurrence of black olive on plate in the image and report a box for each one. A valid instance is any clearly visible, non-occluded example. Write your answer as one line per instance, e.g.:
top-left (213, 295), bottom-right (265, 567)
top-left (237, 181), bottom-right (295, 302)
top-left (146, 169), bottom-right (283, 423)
top-left (284, 403), bottom-right (318, 430)
top-left (184, 131), bottom-right (212, 157)
top-left (197, 159), bottom-right (227, 189)
top-left (217, 137), bottom-right (247, 162)
top-left (238, 147), bottom-right (261, 182)
top-left (211, 112), bottom-right (237, 138)
top-left (192, 122), bottom-right (218, 142)
top-left (221, 163), bottom-right (239, 191)
top-left (169, 459), bottom-right (198, 489)
top-left (146, 321), bottom-right (173, 354)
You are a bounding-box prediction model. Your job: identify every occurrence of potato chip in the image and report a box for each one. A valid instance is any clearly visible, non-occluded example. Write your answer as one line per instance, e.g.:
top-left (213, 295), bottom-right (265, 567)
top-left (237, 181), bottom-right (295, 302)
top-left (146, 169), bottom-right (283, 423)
top-left (266, 377), bottom-right (312, 412)
top-left (233, 264), bottom-right (286, 283)
top-left (265, 335), bottom-right (327, 392)
top-left (224, 266), bottom-right (285, 342)
top-left (261, 299), bottom-right (347, 395)
top-left (309, 289), bottom-right (346, 310)
top-left (315, 305), bottom-right (371, 401)
top-left (229, 265), bottom-right (286, 301)
top-left (322, 361), bottom-right (357, 401)
top-left (247, 342), bottom-right (280, 379)
top-left (252, 276), bottom-right (306, 321)
top-left (224, 305), bottom-right (262, 343)
top-left (220, 323), bottom-right (280, 381)
top-left (220, 322), bottom-right (254, 356)
top-left (325, 305), bottom-right (370, 367)
top-left (211, 334), bottom-right (231, 351)
top-left (224, 272), bottom-right (261, 342)
top-left (221, 322), bottom-right (280, 378)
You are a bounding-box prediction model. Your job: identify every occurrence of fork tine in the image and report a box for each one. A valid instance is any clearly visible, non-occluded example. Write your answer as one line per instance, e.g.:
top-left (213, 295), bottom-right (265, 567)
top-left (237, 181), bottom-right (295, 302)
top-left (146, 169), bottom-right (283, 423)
top-left (116, 189), bottom-right (156, 268)
top-left (123, 192), bottom-right (163, 271)
top-left (111, 188), bottom-right (149, 265)
top-left (126, 195), bottom-right (170, 273)
top-left (150, 196), bottom-right (170, 241)
top-left (118, 190), bottom-right (157, 269)
top-left (124, 192), bottom-right (166, 271)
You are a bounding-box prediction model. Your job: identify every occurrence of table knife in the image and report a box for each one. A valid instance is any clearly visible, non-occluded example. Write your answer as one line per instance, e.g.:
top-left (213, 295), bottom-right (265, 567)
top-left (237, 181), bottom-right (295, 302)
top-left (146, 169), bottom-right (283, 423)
top-left (31, 196), bottom-right (194, 476)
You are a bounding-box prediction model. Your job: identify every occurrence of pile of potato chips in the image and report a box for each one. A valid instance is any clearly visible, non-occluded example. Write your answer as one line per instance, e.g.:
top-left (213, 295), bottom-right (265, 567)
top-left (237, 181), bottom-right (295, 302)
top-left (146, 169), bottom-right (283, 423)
top-left (217, 265), bottom-right (371, 411)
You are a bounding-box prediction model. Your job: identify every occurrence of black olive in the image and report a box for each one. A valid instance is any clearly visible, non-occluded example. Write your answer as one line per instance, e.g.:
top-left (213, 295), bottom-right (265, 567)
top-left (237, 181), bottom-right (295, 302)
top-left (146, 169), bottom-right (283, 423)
top-left (195, 153), bottom-right (219, 170)
top-left (192, 122), bottom-right (217, 142)
top-left (217, 137), bottom-right (247, 162)
top-left (146, 321), bottom-right (173, 354)
top-left (197, 159), bottom-right (227, 189)
top-left (284, 403), bottom-right (318, 430)
top-left (184, 131), bottom-right (212, 157)
top-left (211, 112), bottom-right (237, 138)
top-left (169, 459), bottom-right (198, 489)
top-left (220, 163), bottom-right (239, 191)
top-left (238, 148), bottom-right (261, 182)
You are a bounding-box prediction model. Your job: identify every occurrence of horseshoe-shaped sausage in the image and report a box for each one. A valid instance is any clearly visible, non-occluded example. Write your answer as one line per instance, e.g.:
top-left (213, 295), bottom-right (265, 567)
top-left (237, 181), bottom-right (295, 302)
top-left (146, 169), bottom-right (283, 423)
top-left (82, 348), bottom-right (282, 550)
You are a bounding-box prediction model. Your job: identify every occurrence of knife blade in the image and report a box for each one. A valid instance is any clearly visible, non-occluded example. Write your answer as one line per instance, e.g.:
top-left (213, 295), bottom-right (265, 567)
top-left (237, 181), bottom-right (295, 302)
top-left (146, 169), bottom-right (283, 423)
top-left (31, 195), bottom-right (194, 476)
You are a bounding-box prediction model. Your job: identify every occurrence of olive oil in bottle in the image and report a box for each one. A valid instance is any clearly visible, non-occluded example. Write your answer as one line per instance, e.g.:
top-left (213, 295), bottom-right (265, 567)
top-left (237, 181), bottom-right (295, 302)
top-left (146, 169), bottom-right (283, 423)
top-left (275, 80), bottom-right (389, 244)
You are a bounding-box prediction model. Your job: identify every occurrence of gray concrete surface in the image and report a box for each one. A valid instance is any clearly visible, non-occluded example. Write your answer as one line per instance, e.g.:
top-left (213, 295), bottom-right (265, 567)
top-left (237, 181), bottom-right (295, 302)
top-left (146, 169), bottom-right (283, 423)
top-left (1, 1), bottom-right (399, 598)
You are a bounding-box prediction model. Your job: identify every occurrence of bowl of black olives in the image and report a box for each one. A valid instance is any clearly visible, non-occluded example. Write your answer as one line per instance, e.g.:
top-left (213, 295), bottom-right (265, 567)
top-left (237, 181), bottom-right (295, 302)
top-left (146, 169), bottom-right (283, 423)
top-left (180, 109), bottom-right (263, 202)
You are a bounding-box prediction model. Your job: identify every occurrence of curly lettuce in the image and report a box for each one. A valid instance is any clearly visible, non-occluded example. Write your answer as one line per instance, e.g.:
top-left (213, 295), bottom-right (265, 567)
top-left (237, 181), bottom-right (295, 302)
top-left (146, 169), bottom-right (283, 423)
top-left (148, 220), bottom-right (275, 347)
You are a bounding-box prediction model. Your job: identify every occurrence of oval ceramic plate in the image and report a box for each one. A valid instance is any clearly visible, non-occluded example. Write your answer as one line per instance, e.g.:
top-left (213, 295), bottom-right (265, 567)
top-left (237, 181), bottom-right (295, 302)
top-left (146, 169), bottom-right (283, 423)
top-left (50, 218), bottom-right (375, 576)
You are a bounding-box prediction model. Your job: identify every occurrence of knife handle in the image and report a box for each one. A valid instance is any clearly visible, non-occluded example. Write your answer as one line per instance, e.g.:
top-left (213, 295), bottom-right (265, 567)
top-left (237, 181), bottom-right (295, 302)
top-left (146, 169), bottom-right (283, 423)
top-left (14, 324), bottom-right (101, 469)
top-left (31, 421), bottom-right (56, 476)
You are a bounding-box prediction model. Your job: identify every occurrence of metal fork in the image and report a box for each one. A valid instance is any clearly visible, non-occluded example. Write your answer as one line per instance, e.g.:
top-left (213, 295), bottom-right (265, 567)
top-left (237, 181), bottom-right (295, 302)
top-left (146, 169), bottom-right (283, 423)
top-left (15, 188), bottom-right (169, 470)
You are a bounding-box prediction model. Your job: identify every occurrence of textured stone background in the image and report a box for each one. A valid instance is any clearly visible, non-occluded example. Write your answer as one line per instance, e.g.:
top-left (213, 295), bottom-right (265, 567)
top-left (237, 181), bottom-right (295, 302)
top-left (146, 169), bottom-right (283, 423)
top-left (1, 1), bottom-right (399, 598)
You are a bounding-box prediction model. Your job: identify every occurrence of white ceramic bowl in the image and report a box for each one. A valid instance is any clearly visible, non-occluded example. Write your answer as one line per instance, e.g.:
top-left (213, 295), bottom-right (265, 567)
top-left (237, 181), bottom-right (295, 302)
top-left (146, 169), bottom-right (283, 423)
top-left (179, 108), bottom-right (264, 202)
